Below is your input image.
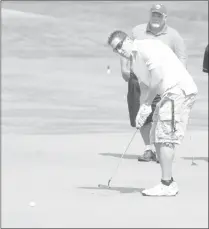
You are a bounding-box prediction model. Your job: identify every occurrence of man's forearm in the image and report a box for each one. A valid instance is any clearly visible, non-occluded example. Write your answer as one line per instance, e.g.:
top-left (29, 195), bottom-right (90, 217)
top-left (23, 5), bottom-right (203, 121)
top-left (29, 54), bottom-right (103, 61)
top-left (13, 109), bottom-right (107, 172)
top-left (173, 32), bottom-right (188, 69)
top-left (143, 67), bottom-right (162, 105)
top-left (120, 57), bottom-right (131, 82)
top-left (143, 87), bottom-right (158, 105)
top-left (121, 71), bottom-right (130, 82)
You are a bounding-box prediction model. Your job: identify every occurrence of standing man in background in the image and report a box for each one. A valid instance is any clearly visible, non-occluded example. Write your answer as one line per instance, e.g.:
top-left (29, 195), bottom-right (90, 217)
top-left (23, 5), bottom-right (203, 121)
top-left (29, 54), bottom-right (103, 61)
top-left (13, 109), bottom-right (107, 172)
top-left (120, 3), bottom-right (187, 162)
top-left (203, 44), bottom-right (208, 73)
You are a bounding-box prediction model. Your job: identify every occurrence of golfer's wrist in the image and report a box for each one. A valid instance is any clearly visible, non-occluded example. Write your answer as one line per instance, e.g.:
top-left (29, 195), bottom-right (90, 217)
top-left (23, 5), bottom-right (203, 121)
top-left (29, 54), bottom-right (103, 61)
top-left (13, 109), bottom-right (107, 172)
top-left (143, 101), bottom-right (151, 107)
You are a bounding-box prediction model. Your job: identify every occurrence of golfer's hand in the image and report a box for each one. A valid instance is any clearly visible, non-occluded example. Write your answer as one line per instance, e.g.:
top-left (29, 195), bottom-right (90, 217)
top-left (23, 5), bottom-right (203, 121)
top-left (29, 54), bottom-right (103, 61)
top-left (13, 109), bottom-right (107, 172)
top-left (135, 104), bottom-right (152, 129)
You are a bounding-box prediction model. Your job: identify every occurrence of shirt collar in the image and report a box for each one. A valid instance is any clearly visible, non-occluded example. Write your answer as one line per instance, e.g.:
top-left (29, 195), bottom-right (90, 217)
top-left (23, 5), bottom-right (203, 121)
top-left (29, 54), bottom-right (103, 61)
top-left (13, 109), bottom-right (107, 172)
top-left (146, 23), bottom-right (168, 36)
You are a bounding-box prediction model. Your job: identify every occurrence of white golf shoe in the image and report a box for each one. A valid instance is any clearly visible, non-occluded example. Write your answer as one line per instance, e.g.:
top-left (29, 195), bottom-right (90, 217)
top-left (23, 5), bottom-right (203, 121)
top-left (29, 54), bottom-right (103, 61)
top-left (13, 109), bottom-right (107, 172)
top-left (142, 181), bottom-right (179, 197)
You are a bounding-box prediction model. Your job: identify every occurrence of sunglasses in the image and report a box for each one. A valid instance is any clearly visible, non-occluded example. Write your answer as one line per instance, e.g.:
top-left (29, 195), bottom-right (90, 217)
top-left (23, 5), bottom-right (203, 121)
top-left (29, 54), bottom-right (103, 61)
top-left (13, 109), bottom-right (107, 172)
top-left (113, 39), bottom-right (125, 53)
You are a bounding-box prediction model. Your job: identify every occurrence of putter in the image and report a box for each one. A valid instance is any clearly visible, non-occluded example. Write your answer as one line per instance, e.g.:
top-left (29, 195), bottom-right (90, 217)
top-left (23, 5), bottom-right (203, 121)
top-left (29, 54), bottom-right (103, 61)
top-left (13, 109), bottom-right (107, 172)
top-left (191, 156), bottom-right (197, 166)
top-left (98, 128), bottom-right (139, 189)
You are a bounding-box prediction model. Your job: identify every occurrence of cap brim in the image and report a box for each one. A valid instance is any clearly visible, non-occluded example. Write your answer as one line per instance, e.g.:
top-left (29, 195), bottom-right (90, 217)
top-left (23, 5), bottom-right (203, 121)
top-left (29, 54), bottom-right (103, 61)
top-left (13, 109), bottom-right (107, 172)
top-left (151, 10), bottom-right (165, 15)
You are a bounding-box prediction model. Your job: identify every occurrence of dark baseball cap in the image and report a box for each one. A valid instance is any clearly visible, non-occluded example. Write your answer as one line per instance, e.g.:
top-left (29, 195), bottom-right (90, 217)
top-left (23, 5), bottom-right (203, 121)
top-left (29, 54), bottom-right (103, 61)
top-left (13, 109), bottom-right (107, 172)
top-left (150, 4), bottom-right (167, 15)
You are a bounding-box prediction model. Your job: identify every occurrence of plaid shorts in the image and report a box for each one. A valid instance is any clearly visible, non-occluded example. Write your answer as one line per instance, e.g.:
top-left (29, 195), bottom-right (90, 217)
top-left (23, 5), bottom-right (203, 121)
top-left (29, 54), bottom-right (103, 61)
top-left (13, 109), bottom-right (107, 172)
top-left (150, 86), bottom-right (197, 145)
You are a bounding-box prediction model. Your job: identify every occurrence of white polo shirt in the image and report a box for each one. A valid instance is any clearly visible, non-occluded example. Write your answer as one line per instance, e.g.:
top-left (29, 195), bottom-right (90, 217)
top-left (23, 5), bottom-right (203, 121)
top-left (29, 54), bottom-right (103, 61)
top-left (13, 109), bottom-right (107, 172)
top-left (131, 39), bottom-right (198, 96)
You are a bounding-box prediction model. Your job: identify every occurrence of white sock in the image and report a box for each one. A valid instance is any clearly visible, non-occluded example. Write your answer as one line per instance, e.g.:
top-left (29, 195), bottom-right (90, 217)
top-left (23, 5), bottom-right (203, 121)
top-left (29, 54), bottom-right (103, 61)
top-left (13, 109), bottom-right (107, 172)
top-left (144, 144), bottom-right (155, 152)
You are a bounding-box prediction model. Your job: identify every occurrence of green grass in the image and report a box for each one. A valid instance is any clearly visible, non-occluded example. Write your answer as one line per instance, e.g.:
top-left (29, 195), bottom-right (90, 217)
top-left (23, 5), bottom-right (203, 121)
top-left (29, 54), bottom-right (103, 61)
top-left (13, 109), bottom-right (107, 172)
top-left (1, 1), bottom-right (208, 134)
top-left (2, 1), bottom-right (208, 58)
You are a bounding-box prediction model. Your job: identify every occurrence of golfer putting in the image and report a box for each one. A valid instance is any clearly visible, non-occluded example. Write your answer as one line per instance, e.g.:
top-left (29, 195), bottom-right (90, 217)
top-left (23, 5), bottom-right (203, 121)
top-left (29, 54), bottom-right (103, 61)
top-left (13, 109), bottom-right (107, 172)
top-left (107, 30), bottom-right (198, 196)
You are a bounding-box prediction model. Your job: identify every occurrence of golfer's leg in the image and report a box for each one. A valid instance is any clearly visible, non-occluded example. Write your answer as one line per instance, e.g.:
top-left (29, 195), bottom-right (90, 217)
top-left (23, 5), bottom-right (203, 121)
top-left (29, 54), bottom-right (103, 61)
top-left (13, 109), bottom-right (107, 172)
top-left (155, 143), bottom-right (175, 180)
top-left (139, 122), bottom-right (151, 145)
top-left (142, 92), bottom-right (197, 196)
top-left (141, 94), bottom-right (161, 151)
top-left (139, 94), bottom-right (161, 156)
top-left (154, 92), bottom-right (195, 181)
top-left (152, 97), bottom-right (177, 181)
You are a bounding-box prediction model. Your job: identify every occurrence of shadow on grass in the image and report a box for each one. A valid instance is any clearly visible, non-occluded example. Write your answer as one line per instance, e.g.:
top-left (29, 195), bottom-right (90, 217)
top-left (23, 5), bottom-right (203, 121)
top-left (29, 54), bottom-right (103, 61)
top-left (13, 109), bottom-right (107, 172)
top-left (181, 157), bottom-right (208, 162)
top-left (99, 152), bottom-right (138, 160)
top-left (78, 185), bottom-right (144, 194)
top-left (99, 153), bottom-right (208, 163)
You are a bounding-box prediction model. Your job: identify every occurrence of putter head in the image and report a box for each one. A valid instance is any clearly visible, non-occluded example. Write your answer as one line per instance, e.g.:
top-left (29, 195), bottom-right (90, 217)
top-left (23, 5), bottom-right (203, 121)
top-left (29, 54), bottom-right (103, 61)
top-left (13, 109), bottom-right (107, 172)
top-left (98, 178), bottom-right (112, 189)
top-left (191, 157), bottom-right (198, 166)
top-left (98, 184), bottom-right (111, 189)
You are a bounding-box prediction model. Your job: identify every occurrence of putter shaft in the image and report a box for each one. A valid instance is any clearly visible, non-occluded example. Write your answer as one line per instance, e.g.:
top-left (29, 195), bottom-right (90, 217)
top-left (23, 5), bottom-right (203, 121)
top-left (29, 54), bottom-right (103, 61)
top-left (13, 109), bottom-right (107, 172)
top-left (106, 129), bottom-right (138, 187)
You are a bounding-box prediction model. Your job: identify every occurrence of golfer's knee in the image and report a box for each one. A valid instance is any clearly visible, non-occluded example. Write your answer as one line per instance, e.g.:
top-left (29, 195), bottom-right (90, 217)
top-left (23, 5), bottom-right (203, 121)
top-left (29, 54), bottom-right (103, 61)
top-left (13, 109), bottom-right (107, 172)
top-left (162, 142), bottom-right (176, 149)
top-left (155, 142), bottom-right (176, 149)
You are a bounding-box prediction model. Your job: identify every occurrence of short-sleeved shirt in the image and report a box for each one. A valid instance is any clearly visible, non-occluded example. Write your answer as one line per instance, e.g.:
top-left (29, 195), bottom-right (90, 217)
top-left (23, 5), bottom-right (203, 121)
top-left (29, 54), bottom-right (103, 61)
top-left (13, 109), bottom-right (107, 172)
top-left (131, 39), bottom-right (198, 96)
top-left (131, 23), bottom-right (187, 67)
top-left (203, 45), bottom-right (208, 73)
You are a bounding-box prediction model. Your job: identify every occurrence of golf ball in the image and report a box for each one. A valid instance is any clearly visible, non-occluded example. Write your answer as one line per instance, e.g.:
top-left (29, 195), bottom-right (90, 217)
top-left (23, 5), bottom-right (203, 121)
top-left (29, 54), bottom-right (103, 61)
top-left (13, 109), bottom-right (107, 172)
top-left (29, 201), bottom-right (36, 207)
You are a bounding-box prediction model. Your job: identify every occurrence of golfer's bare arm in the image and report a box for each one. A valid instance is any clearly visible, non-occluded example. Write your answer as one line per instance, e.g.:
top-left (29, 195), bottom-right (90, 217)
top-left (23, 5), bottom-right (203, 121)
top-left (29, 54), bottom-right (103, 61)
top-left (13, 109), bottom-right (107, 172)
top-left (120, 57), bottom-right (131, 82)
top-left (143, 67), bottom-right (163, 106)
top-left (119, 29), bottom-right (138, 82)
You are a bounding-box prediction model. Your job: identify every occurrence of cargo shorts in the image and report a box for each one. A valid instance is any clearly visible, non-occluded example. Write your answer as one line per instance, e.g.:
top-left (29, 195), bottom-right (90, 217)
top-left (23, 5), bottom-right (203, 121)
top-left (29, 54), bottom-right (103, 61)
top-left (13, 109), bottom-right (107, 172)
top-left (150, 86), bottom-right (197, 145)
